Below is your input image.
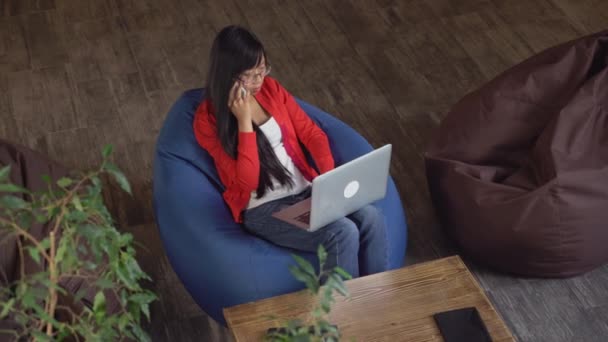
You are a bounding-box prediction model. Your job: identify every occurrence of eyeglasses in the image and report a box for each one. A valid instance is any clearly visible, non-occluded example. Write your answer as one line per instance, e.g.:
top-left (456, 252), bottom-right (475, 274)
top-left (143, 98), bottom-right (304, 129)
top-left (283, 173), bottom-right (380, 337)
top-left (237, 65), bottom-right (271, 86)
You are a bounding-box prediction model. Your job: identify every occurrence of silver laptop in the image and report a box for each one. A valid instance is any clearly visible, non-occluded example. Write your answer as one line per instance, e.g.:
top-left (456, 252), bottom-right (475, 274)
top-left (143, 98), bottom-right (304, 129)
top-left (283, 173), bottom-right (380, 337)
top-left (272, 144), bottom-right (392, 231)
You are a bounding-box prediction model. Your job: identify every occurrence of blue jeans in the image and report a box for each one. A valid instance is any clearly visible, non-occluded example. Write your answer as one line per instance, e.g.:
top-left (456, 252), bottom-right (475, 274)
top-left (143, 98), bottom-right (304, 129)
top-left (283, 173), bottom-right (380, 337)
top-left (242, 188), bottom-right (388, 278)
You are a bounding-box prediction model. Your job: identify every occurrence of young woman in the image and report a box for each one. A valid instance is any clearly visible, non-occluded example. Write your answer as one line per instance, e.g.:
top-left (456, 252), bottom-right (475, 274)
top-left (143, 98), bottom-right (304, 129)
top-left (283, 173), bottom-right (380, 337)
top-left (193, 25), bottom-right (388, 278)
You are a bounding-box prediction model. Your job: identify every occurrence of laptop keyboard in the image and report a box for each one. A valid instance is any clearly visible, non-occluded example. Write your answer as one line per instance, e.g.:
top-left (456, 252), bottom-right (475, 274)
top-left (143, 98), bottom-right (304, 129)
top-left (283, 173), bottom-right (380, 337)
top-left (295, 211), bottom-right (311, 224)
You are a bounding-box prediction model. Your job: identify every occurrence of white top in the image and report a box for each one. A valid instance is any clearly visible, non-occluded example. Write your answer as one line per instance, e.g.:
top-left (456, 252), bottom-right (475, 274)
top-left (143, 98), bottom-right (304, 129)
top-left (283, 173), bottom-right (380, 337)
top-left (247, 117), bottom-right (311, 209)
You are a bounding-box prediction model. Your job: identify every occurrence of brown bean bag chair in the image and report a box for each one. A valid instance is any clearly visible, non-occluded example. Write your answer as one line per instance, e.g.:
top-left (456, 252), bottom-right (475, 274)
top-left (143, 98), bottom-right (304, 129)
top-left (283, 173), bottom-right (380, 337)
top-left (425, 30), bottom-right (608, 277)
top-left (0, 139), bottom-right (120, 339)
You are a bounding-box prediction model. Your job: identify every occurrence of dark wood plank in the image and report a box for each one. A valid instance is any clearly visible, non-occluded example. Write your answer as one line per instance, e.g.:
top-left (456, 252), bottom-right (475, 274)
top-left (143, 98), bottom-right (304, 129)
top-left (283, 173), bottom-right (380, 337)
top-left (114, 0), bottom-right (185, 34)
top-left (7, 69), bottom-right (54, 145)
top-left (552, 0), bottom-right (608, 34)
top-left (178, 0), bottom-right (248, 32)
top-left (55, 0), bottom-right (114, 23)
top-left (39, 66), bottom-right (80, 132)
top-left (375, 0), bottom-right (436, 33)
top-left (426, 0), bottom-right (494, 17)
top-left (1, 0), bottom-right (55, 17)
top-left (0, 16), bottom-right (30, 73)
top-left (0, 72), bottom-right (20, 143)
top-left (324, 0), bottom-right (395, 54)
top-left (21, 11), bottom-right (68, 69)
top-left (73, 78), bottom-right (121, 125)
top-left (447, 11), bottom-right (533, 79)
top-left (65, 33), bottom-right (137, 83)
top-left (160, 27), bottom-right (211, 90)
top-left (299, 0), bottom-right (343, 36)
top-left (124, 27), bottom-right (182, 93)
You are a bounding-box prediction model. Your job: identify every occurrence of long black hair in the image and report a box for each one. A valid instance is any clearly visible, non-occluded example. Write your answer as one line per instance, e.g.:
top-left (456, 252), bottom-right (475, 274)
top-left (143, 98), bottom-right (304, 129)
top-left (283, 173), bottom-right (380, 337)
top-left (206, 25), bottom-right (294, 198)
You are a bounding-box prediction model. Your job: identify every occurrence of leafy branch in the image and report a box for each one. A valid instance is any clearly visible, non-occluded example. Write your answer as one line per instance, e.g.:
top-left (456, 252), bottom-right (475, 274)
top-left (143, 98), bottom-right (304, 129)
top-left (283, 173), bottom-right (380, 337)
top-left (0, 145), bottom-right (155, 341)
top-left (265, 245), bottom-right (352, 342)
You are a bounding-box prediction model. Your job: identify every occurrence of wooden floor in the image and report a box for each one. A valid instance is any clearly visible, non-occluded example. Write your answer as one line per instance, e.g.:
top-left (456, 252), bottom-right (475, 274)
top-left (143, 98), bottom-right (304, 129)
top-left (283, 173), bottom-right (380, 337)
top-left (1, 0), bottom-right (608, 341)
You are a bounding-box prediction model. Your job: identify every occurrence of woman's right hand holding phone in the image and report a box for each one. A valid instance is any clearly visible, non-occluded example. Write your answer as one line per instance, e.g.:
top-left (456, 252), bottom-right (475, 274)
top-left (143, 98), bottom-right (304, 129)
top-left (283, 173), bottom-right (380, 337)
top-left (228, 81), bottom-right (253, 132)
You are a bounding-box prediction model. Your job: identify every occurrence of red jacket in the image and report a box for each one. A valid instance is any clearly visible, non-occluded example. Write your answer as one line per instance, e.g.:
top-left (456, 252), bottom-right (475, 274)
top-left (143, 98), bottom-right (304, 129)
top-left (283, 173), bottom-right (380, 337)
top-left (193, 77), bottom-right (335, 222)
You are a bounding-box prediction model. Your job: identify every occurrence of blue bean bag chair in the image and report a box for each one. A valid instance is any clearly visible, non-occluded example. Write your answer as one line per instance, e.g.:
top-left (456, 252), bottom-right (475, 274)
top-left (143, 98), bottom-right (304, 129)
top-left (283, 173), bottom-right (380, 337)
top-left (153, 89), bottom-right (408, 324)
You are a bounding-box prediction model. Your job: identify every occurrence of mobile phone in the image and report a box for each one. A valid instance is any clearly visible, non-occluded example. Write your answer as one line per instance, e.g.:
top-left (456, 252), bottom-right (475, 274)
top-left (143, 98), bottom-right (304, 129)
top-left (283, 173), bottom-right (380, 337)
top-left (240, 86), bottom-right (247, 98)
top-left (433, 307), bottom-right (492, 342)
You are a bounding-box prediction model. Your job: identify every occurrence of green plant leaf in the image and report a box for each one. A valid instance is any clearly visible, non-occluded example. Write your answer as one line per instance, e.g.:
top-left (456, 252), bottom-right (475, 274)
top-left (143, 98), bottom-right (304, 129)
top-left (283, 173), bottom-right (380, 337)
top-left (103, 162), bottom-right (132, 195)
top-left (55, 241), bottom-right (67, 264)
top-left (57, 177), bottom-right (73, 188)
top-left (31, 302), bottom-right (61, 328)
top-left (264, 330), bottom-right (289, 342)
top-left (66, 209), bottom-right (88, 223)
top-left (16, 211), bottom-right (33, 229)
top-left (317, 320), bottom-right (338, 333)
top-left (39, 238), bottom-right (50, 250)
top-left (88, 176), bottom-right (102, 197)
top-left (102, 144), bottom-right (114, 158)
top-left (329, 274), bottom-right (349, 297)
top-left (41, 174), bottom-right (51, 184)
top-left (55, 328), bottom-right (73, 341)
top-left (289, 265), bottom-right (319, 294)
top-left (291, 254), bottom-right (316, 277)
top-left (95, 278), bottom-right (114, 289)
top-left (118, 314), bottom-right (131, 331)
top-left (0, 195), bottom-right (27, 209)
top-left (286, 318), bottom-right (304, 331)
top-left (131, 323), bottom-right (150, 342)
top-left (127, 257), bottom-right (145, 280)
top-left (119, 289), bottom-right (128, 307)
top-left (317, 245), bottom-right (327, 269)
top-left (313, 324), bottom-right (322, 337)
top-left (333, 267), bottom-right (352, 281)
top-left (129, 292), bottom-right (157, 306)
top-left (26, 246), bottom-right (41, 264)
top-left (117, 264), bottom-right (137, 290)
top-left (15, 312), bottom-right (28, 325)
top-left (93, 292), bottom-right (106, 323)
top-left (30, 330), bottom-right (52, 342)
top-left (141, 303), bottom-right (151, 321)
top-left (322, 286), bottom-right (336, 309)
top-left (35, 213), bottom-right (48, 223)
top-left (0, 165), bottom-right (10, 181)
top-left (21, 289), bottom-right (36, 308)
top-left (312, 307), bottom-right (324, 319)
top-left (118, 233), bottom-right (133, 247)
top-left (0, 298), bottom-right (15, 318)
top-left (293, 334), bottom-right (310, 342)
top-left (15, 283), bottom-right (27, 297)
top-left (0, 183), bottom-right (29, 194)
top-left (71, 195), bottom-right (83, 211)
top-left (74, 288), bottom-right (89, 304)
top-left (320, 300), bottom-right (331, 314)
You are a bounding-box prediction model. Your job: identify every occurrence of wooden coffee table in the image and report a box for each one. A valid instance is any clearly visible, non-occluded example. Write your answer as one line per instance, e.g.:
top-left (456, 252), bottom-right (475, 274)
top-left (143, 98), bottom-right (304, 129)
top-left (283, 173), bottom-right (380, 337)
top-left (224, 255), bottom-right (514, 341)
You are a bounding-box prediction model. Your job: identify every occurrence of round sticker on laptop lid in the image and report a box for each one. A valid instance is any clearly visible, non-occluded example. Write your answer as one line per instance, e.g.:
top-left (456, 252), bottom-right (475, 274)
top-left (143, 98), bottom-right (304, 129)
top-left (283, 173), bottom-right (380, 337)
top-left (344, 180), bottom-right (359, 198)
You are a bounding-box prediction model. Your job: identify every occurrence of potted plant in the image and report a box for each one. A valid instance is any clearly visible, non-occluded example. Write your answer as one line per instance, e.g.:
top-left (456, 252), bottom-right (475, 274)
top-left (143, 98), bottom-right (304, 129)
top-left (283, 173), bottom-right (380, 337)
top-left (264, 245), bottom-right (352, 342)
top-left (0, 145), bottom-right (156, 341)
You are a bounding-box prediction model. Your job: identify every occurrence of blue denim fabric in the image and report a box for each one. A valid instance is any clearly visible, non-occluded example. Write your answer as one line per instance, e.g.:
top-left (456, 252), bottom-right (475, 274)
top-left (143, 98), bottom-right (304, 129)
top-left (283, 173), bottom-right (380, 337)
top-left (242, 188), bottom-right (388, 278)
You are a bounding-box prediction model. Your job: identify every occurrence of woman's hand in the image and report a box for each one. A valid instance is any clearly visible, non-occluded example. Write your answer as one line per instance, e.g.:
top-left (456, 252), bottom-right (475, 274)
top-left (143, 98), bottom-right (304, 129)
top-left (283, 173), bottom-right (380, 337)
top-left (228, 81), bottom-right (252, 123)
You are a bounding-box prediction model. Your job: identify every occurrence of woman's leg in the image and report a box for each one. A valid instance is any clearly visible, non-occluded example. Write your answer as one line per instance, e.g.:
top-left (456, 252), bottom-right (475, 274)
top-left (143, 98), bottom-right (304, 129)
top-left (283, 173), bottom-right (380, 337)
top-left (347, 205), bottom-right (388, 276)
top-left (243, 192), bottom-right (361, 277)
